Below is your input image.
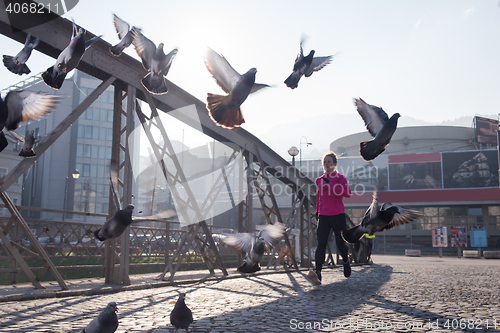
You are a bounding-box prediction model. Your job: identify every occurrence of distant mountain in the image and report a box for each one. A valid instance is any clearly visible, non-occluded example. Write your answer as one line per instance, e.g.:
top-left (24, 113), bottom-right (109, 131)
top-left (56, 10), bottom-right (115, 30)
top-left (260, 113), bottom-right (497, 160)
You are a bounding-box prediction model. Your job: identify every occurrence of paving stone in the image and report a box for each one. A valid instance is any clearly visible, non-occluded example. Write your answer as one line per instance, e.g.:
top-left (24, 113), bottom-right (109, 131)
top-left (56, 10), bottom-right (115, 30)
top-left (0, 256), bottom-right (499, 332)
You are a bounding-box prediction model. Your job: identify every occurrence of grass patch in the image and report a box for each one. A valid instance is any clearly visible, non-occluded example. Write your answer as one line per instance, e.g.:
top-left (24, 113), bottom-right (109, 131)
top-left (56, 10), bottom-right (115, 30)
top-left (0, 255), bottom-right (241, 285)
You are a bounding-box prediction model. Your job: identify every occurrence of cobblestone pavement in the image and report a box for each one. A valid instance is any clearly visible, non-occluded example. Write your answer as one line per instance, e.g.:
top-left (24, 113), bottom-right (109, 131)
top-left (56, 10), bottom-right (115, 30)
top-left (0, 255), bottom-right (499, 333)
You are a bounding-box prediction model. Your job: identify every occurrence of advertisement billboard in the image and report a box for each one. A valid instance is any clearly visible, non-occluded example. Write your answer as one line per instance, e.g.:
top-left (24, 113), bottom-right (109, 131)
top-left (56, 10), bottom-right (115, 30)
top-left (432, 226), bottom-right (448, 247)
top-left (450, 227), bottom-right (467, 247)
top-left (470, 227), bottom-right (487, 248)
top-left (442, 150), bottom-right (499, 188)
top-left (475, 116), bottom-right (498, 145)
top-left (389, 162), bottom-right (442, 190)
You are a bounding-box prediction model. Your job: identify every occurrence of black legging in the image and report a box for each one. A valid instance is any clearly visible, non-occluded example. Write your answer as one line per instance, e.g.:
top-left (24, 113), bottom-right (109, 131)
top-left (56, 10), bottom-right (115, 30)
top-left (315, 214), bottom-right (349, 271)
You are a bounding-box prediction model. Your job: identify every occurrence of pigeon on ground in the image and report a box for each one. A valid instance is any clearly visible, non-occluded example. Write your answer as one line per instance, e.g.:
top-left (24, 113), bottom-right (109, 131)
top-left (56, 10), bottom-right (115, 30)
top-left (341, 185), bottom-right (421, 244)
top-left (354, 98), bottom-right (401, 161)
top-left (81, 302), bottom-right (118, 333)
top-left (42, 20), bottom-right (101, 89)
top-left (9, 130), bottom-right (42, 157)
top-left (204, 47), bottom-right (269, 129)
top-left (3, 33), bottom-right (39, 75)
top-left (131, 28), bottom-right (177, 95)
top-left (93, 158), bottom-right (177, 241)
top-left (170, 293), bottom-right (193, 333)
top-left (109, 14), bottom-right (140, 56)
top-left (0, 90), bottom-right (60, 153)
top-left (284, 40), bottom-right (332, 89)
top-left (222, 223), bottom-right (285, 273)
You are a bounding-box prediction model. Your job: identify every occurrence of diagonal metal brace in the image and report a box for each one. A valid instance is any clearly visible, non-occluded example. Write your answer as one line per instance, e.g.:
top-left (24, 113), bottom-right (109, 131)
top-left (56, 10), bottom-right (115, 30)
top-left (0, 185), bottom-right (68, 290)
top-left (250, 145), bottom-right (299, 270)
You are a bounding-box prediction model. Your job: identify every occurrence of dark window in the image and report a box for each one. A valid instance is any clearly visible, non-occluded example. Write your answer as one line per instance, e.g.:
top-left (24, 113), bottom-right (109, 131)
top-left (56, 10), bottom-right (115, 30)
top-left (469, 206), bottom-right (482, 216)
top-left (93, 108), bottom-right (100, 121)
top-left (92, 126), bottom-right (99, 140)
top-left (86, 107), bottom-right (93, 120)
top-left (76, 144), bottom-right (83, 157)
top-left (85, 126), bottom-right (92, 139)
top-left (84, 145), bottom-right (91, 158)
top-left (78, 125), bottom-right (85, 138)
top-left (92, 145), bottom-right (99, 159)
top-left (83, 164), bottom-right (90, 177)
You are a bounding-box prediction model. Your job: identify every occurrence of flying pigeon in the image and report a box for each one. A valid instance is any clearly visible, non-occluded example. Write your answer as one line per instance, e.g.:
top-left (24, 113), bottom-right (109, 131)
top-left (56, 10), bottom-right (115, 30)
top-left (109, 14), bottom-right (140, 56)
top-left (3, 33), bottom-right (39, 75)
top-left (204, 47), bottom-right (269, 129)
top-left (222, 223), bottom-right (285, 273)
top-left (354, 98), bottom-right (401, 161)
top-left (170, 293), bottom-right (193, 333)
top-left (0, 90), bottom-right (60, 153)
top-left (42, 20), bottom-right (101, 89)
top-left (93, 159), bottom-right (177, 241)
top-left (81, 302), bottom-right (118, 333)
top-left (131, 28), bottom-right (177, 95)
top-left (341, 185), bottom-right (420, 244)
top-left (284, 40), bottom-right (332, 89)
top-left (9, 130), bottom-right (42, 157)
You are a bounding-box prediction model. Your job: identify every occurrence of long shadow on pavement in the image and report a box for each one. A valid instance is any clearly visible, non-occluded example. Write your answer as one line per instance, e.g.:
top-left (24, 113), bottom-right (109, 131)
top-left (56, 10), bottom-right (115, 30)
top-left (2, 264), bottom-right (499, 332)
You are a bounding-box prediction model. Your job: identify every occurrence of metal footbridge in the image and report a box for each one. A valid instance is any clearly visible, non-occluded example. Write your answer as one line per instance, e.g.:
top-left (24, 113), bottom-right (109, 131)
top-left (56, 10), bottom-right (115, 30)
top-left (0, 1), bottom-right (321, 290)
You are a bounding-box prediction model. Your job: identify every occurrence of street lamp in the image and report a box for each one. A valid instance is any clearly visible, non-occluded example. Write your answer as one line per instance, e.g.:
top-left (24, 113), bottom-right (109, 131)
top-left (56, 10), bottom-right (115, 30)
top-left (63, 170), bottom-right (79, 221)
top-left (288, 146), bottom-right (299, 211)
top-left (300, 136), bottom-right (312, 175)
top-left (288, 146), bottom-right (299, 168)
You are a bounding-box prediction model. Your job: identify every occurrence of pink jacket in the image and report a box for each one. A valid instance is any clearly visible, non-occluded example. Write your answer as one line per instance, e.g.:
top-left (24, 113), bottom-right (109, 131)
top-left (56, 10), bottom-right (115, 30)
top-left (315, 171), bottom-right (351, 216)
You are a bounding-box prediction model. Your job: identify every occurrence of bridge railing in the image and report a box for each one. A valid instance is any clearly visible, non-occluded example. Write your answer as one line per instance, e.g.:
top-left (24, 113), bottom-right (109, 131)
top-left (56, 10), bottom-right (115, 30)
top-left (0, 212), bottom-right (244, 285)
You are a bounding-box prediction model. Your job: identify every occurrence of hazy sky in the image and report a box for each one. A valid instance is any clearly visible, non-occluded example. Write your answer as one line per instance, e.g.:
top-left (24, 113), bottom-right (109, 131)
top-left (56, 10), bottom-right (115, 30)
top-left (1, 0), bottom-right (499, 160)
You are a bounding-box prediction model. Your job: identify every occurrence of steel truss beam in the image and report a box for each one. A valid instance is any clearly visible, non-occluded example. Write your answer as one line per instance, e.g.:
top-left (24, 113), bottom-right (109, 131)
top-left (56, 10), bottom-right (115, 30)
top-left (269, 194), bottom-right (306, 269)
top-left (0, 185), bottom-right (68, 289)
top-left (103, 82), bottom-right (135, 285)
top-left (236, 151), bottom-right (253, 266)
top-left (245, 146), bottom-right (298, 270)
top-left (135, 93), bottom-right (227, 281)
top-left (238, 151), bottom-right (253, 234)
top-left (299, 194), bottom-right (316, 268)
top-left (0, 77), bottom-right (114, 289)
top-left (0, 5), bottom-right (315, 203)
top-left (0, 77), bottom-right (116, 189)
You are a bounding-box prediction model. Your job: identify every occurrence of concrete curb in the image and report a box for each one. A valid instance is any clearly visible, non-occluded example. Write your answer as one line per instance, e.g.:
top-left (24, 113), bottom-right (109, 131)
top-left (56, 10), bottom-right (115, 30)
top-left (0, 267), bottom-right (312, 302)
top-left (0, 263), bottom-right (369, 302)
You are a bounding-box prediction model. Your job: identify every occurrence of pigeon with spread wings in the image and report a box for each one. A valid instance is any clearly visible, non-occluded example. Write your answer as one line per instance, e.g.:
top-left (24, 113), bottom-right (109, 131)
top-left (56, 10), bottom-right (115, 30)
top-left (3, 32), bottom-right (39, 75)
top-left (341, 185), bottom-right (420, 244)
top-left (131, 28), bottom-right (177, 95)
top-left (0, 90), bottom-right (60, 153)
top-left (42, 20), bottom-right (101, 89)
top-left (93, 159), bottom-right (176, 241)
top-left (284, 39), bottom-right (332, 89)
top-left (204, 47), bottom-right (269, 129)
top-left (110, 14), bottom-right (140, 56)
top-left (9, 130), bottom-right (42, 157)
top-left (354, 98), bottom-right (400, 161)
top-left (222, 223), bottom-right (285, 273)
